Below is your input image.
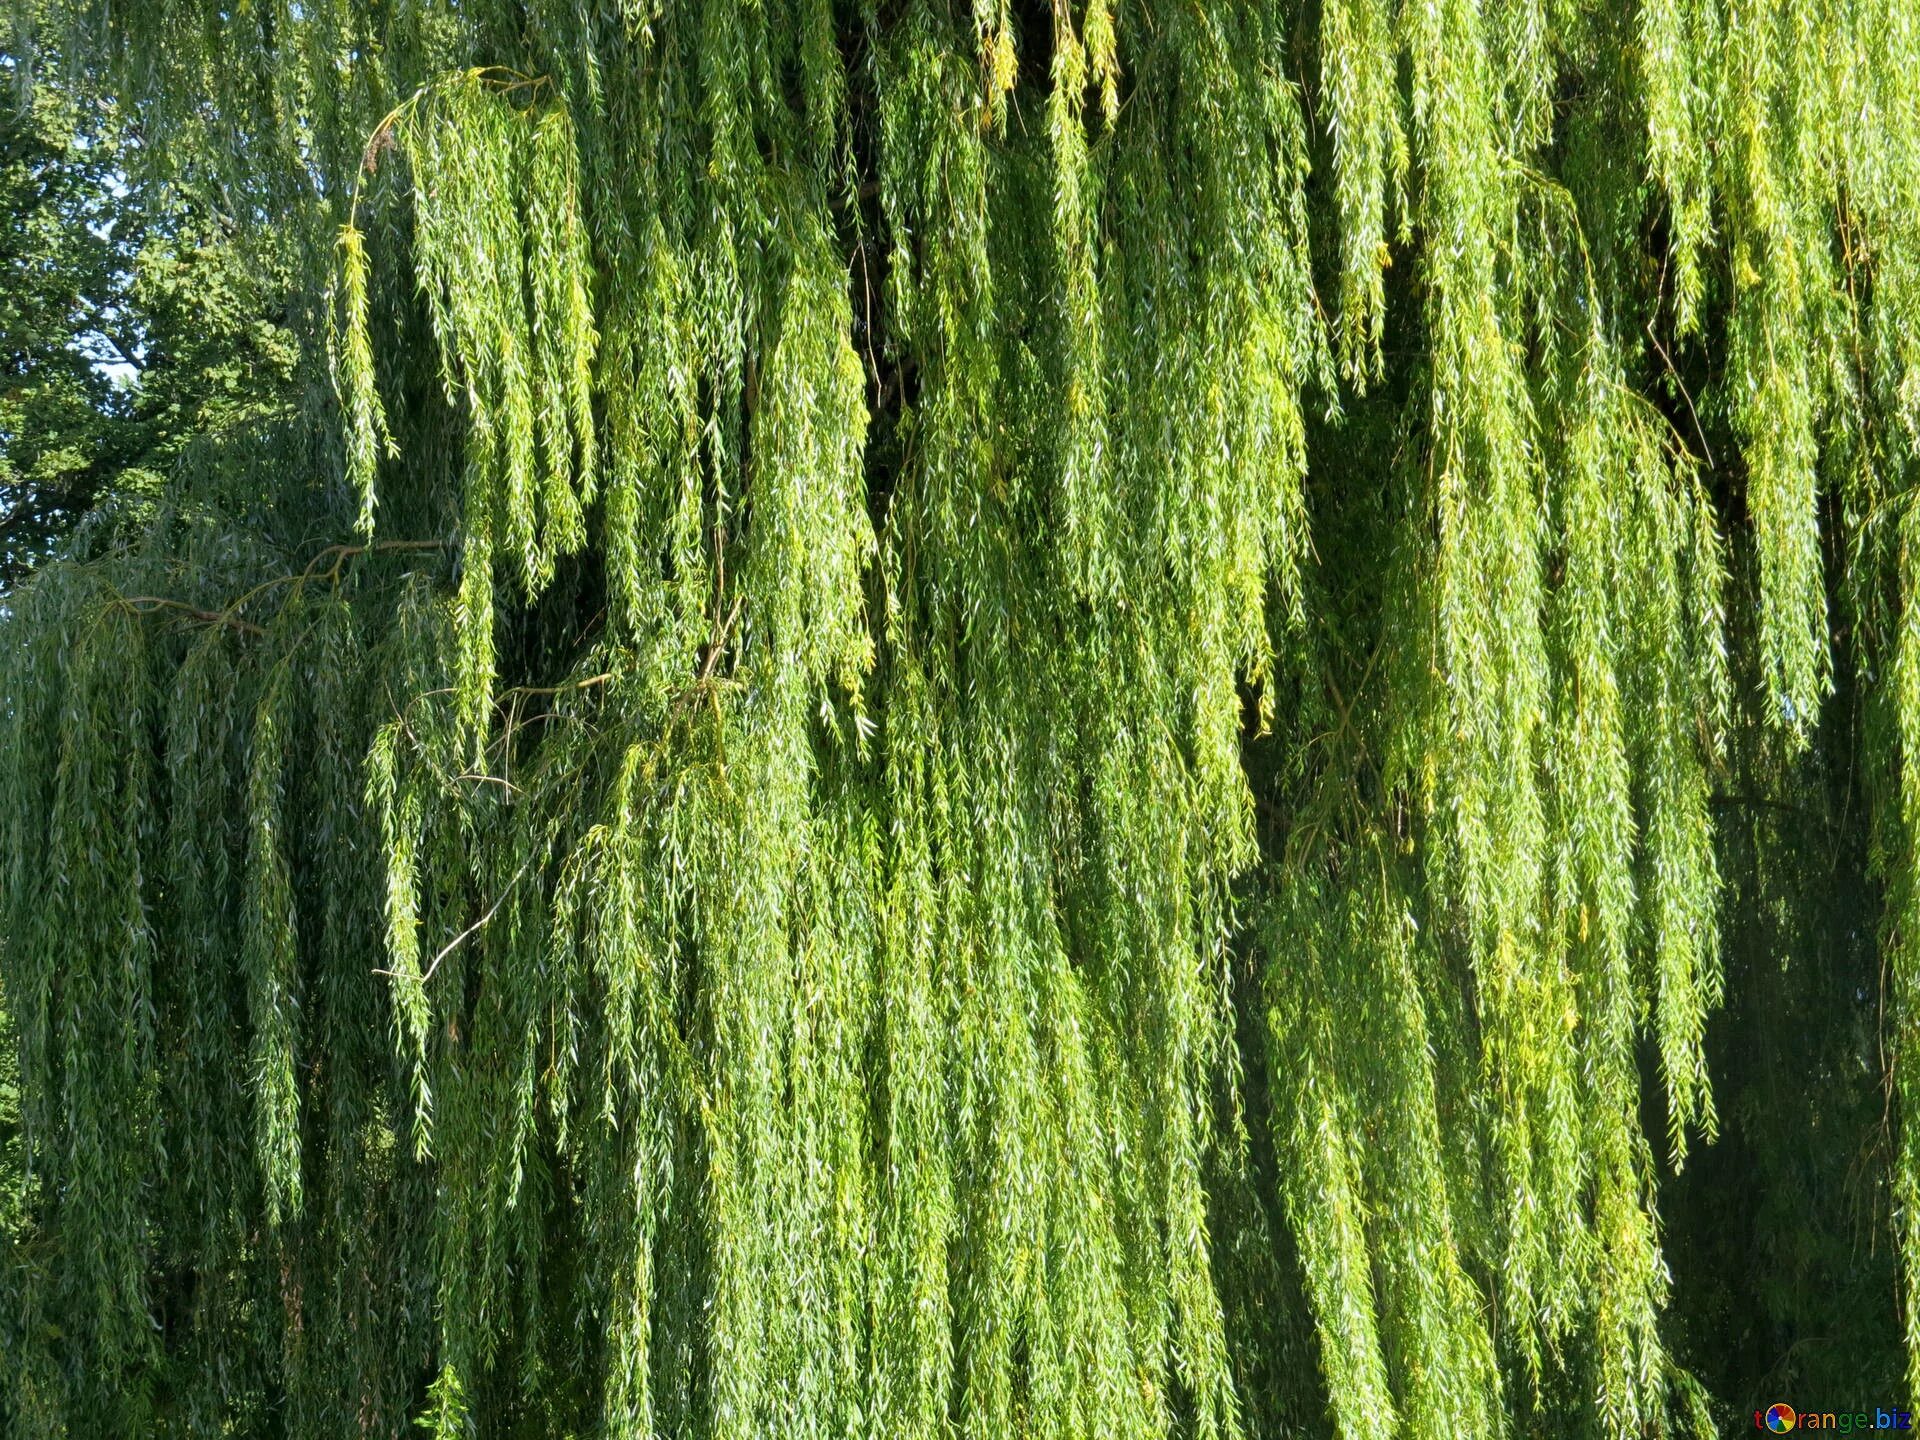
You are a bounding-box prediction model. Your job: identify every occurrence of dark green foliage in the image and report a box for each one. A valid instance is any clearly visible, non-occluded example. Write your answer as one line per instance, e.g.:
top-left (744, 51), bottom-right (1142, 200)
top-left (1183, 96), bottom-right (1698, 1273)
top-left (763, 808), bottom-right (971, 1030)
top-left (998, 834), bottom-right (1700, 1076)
top-left (0, 43), bottom-right (122, 582)
top-left (2, 1), bottom-right (1919, 1437)
top-left (0, 10), bottom-right (302, 586)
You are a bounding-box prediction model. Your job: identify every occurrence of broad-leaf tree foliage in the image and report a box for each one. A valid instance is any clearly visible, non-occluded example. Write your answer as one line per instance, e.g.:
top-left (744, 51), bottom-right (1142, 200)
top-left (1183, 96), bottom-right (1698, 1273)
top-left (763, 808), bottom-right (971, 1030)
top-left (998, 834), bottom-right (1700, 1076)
top-left (0, 11), bottom-right (303, 585)
top-left (0, 37), bottom-right (127, 582)
top-left (1, 0), bottom-right (1918, 1435)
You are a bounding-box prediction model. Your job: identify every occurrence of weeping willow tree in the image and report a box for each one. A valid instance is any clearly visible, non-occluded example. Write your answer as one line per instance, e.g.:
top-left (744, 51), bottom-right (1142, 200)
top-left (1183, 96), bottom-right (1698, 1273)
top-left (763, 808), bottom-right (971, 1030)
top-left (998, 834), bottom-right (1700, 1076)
top-left (4, 0), bottom-right (1920, 1434)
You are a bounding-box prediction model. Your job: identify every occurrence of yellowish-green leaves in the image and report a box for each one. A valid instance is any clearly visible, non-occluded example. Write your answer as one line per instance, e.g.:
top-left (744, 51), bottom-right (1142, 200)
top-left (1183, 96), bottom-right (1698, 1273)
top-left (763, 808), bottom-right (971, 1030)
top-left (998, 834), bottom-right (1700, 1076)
top-left (338, 72), bottom-right (601, 748)
top-left (15, 0), bottom-right (1920, 1434)
top-left (333, 222), bottom-right (394, 536)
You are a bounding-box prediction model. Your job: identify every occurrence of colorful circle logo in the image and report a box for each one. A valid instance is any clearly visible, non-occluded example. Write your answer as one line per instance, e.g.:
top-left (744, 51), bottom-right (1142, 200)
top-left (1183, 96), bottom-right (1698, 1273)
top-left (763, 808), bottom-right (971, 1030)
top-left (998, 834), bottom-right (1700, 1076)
top-left (1765, 1404), bottom-right (1797, 1433)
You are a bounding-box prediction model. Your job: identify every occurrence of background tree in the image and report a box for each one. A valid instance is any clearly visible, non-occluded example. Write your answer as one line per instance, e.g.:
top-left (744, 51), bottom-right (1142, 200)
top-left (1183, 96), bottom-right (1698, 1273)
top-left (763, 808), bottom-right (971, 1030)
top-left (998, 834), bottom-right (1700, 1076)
top-left (0, 42), bottom-right (129, 580)
top-left (0, 13), bottom-right (300, 586)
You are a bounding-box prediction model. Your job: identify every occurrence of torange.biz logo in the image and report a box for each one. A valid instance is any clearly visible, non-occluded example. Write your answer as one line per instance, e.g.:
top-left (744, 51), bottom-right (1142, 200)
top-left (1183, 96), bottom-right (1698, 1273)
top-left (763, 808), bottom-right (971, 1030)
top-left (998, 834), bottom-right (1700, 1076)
top-left (1754, 1405), bottom-right (1914, 1433)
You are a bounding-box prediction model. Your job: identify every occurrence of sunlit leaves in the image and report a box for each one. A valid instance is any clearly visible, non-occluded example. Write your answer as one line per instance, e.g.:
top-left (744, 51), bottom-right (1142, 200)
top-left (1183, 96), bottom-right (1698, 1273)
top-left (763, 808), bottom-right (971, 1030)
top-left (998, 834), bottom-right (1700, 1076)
top-left (7, 0), bottom-right (1920, 1435)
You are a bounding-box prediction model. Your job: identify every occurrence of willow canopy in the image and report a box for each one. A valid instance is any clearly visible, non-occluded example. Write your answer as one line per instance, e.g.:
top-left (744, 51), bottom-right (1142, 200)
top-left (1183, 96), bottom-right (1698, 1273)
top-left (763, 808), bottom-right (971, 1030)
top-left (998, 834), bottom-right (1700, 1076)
top-left (1, 0), bottom-right (1917, 1434)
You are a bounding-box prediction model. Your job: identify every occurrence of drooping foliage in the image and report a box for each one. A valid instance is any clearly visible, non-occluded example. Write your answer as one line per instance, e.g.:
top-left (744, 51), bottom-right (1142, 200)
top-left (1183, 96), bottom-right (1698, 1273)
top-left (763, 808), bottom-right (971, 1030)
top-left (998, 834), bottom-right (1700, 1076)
top-left (3, 0), bottom-right (1920, 1436)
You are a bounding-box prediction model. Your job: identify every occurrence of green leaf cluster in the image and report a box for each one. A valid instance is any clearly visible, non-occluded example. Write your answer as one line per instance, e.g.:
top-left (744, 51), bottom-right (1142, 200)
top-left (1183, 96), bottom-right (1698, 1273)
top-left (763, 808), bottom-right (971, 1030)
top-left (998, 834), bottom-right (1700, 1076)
top-left (2, 1), bottom-right (1920, 1437)
top-left (0, 9), bottom-right (303, 587)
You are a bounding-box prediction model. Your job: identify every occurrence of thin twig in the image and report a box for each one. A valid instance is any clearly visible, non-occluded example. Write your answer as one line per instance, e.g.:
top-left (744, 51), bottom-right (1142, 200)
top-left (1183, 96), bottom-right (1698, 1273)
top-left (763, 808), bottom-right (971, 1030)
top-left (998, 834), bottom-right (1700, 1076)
top-left (115, 597), bottom-right (267, 636)
top-left (455, 772), bottom-right (523, 794)
top-left (1644, 318), bottom-right (1715, 472)
top-left (699, 595), bottom-right (746, 684)
top-left (376, 854), bottom-right (535, 984)
top-left (499, 672), bottom-right (613, 701)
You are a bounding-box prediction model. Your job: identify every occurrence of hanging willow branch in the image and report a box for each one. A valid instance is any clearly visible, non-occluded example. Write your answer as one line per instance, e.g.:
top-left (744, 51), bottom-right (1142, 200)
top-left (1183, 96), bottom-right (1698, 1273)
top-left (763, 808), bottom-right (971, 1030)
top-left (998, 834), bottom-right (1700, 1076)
top-left (4, 0), bottom-right (1920, 1437)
